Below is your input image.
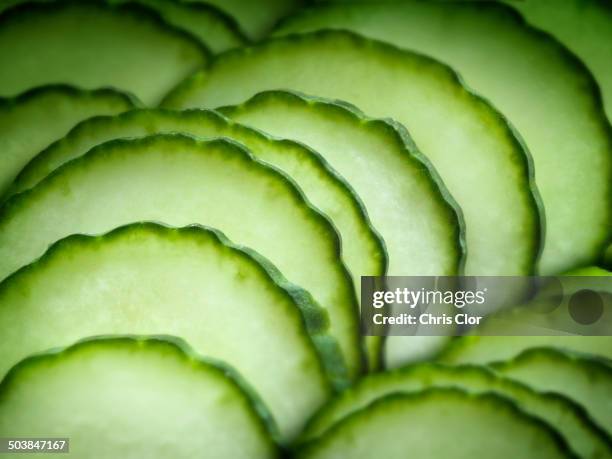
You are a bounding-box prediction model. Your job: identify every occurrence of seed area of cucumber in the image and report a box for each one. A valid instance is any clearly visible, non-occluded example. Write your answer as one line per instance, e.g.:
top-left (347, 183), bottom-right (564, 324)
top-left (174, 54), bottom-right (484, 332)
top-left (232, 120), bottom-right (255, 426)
top-left (0, 85), bottom-right (138, 199)
top-left (0, 336), bottom-right (279, 458)
top-left (0, 1), bottom-right (209, 105)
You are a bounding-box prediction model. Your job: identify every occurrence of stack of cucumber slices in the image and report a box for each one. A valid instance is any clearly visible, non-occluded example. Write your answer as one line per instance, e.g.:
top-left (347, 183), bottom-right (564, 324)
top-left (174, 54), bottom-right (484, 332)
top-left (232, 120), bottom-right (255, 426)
top-left (0, 0), bottom-right (610, 457)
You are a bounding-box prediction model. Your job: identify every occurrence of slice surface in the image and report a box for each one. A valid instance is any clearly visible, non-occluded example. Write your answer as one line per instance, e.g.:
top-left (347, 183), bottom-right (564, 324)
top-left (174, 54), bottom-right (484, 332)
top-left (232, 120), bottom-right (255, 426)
top-left (301, 363), bottom-right (611, 459)
top-left (219, 91), bottom-right (462, 278)
top-left (0, 1), bottom-right (209, 105)
top-left (0, 135), bottom-right (362, 379)
top-left (186, 0), bottom-right (307, 39)
top-left (0, 223), bottom-right (339, 441)
top-left (0, 337), bottom-right (278, 458)
top-left (163, 31), bottom-right (541, 277)
top-left (500, 0), bottom-right (612, 120)
top-left (10, 108), bottom-right (386, 315)
top-left (493, 348), bottom-right (612, 436)
top-left (296, 388), bottom-right (573, 459)
top-left (0, 85), bottom-right (137, 199)
top-left (275, 2), bottom-right (612, 275)
top-left (218, 91), bottom-right (463, 369)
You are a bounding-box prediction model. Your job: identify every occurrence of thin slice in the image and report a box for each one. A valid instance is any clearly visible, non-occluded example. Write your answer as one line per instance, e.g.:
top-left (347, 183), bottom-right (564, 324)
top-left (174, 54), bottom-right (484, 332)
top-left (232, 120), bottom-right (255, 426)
top-left (0, 1), bottom-right (209, 105)
top-left (500, 0), bottom-right (612, 120)
top-left (218, 91), bottom-right (463, 369)
top-left (186, 0), bottom-right (307, 39)
top-left (0, 85), bottom-right (137, 199)
top-left (0, 336), bottom-right (278, 458)
top-left (300, 363), bottom-right (611, 459)
top-left (493, 348), bottom-right (612, 436)
top-left (163, 31), bottom-right (540, 278)
top-left (0, 135), bottom-right (362, 380)
top-left (296, 388), bottom-right (573, 459)
top-left (219, 91), bottom-right (462, 278)
top-left (275, 2), bottom-right (612, 275)
top-left (9, 108), bottom-right (386, 319)
top-left (439, 336), bottom-right (612, 365)
top-left (0, 223), bottom-right (341, 441)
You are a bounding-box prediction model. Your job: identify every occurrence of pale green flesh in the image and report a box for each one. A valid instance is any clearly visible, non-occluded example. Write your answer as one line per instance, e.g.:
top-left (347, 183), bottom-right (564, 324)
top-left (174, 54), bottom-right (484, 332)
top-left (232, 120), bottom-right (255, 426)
top-left (500, 0), bottom-right (612, 121)
top-left (219, 91), bottom-right (462, 370)
top-left (163, 31), bottom-right (540, 277)
top-left (0, 2), bottom-right (208, 105)
top-left (0, 338), bottom-right (278, 458)
top-left (275, 3), bottom-right (612, 275)
top-left (220, 92), bottom-right (461, 277)
top-left (494, 349), bottom-right (612, 437)
top-left (439, 336), bottom-right (612, 365)
top-left (0, 224), bottom-right (335, 442)
top-left (0, 86), bottom-right (136, 199)
top-left (297, 389), bottom-right (572, 459)
top-left (301, 364), bottom-right (611, 459)
top-left (0, 135), bottom-right (362, 380)
top-left (185, 0), bottom-right (307, 39)
top-left (10, 108), bottom-right (386, 323)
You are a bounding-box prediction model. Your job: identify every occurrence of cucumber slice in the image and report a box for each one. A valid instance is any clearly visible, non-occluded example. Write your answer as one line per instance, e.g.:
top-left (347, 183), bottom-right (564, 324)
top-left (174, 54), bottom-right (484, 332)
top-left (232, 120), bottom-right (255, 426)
top-left (296, 388), bottom-right (573, 459)
top-left (9, 108), bottom-right (386, 320)
top-left (275, 2), bottom-right (612, 275)
top-left (439, 336), bottom-right (612, 365)
top-left (185, 0), bottom-right (307, 40)
top-left (218, 91), bottom-right (462, 278)
top-left (0, 336), bottom-right (278, 458)
top-left (0, 223), bottom-right (340, 441)
top-left (163, 31), bottom-right (541, 278)
top-left (217, 91), bottom-right (463, 369)
top-left (0, 1), bottom-right (209, 105)
top-left (493, 348), bottom-right (612, 436)
top-left (500, 0), bottom-right (612, 120)
top-left (300, 363), bottom-right (612, 459)
top-left (0, 85), bottom-right (137, 199)
top-left (0, 135), bottom-right (363, 380)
